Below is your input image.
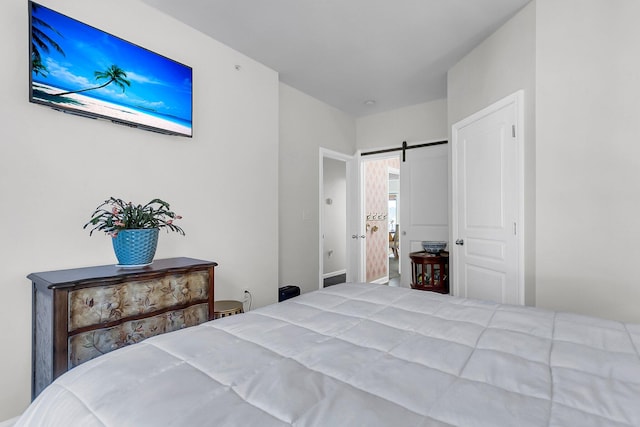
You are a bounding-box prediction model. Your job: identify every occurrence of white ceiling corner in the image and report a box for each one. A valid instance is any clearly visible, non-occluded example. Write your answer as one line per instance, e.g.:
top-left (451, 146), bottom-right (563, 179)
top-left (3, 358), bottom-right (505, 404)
top-left (142, 0), bottom-right (531, 117)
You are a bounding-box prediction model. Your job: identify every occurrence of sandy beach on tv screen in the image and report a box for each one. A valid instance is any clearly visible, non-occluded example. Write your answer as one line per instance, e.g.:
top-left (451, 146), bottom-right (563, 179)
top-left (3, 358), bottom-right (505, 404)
top-left (33, 83), bottom-right (191, 136)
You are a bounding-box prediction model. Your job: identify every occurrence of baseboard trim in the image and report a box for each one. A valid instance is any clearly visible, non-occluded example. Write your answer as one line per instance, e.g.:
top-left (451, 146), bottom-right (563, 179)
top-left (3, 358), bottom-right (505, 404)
top-left (323, 269), bottom-right (346, 279)
top-left (371, 277), bottom-right (388, 285)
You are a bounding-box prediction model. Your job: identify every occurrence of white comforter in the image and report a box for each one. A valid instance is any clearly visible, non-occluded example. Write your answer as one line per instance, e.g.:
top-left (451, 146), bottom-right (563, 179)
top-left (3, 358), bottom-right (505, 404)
top-left (17, 283), bottom-right (640, 426)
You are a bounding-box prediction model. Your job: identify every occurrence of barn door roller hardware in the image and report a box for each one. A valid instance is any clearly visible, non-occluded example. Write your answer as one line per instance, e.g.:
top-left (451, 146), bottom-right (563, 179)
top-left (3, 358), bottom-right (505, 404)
top-left (361, 140), bottom-right (448, 162)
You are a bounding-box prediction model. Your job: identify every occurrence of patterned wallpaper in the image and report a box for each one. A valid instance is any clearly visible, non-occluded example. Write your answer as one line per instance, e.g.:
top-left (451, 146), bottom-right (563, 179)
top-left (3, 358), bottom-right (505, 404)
top-left (365, 157), bottom-right (400, 282)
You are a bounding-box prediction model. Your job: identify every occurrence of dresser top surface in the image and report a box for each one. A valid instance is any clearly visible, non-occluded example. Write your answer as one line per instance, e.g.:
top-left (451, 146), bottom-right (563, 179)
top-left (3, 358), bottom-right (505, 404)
top-left (28, 257), bottom-right (217, 288)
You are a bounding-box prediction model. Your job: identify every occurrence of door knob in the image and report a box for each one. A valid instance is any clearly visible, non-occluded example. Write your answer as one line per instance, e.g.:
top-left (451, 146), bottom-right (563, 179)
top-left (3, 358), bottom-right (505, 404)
top-left (352, 235), bottom-right (366, 239)
top-left (455, 239), bottom-right (464, 246)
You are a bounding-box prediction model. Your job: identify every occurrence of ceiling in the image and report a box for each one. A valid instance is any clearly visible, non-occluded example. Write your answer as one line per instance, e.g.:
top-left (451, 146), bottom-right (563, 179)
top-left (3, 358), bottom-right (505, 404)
top-left (142, 0), bottom-right (530, 117)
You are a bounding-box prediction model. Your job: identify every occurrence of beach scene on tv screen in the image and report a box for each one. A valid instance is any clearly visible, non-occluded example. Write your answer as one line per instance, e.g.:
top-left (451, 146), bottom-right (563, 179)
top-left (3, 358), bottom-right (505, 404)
top-left (30, 3), bottom-right (192, 137)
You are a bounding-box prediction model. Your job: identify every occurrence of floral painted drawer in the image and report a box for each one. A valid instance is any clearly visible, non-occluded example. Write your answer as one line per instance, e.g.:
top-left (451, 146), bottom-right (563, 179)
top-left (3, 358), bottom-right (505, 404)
top-left (68, 270), bottom-right (210, 331)
top-left (29, 258), bottom-right (217, 399)
top-left (69, 303), bottom-right (209, 368)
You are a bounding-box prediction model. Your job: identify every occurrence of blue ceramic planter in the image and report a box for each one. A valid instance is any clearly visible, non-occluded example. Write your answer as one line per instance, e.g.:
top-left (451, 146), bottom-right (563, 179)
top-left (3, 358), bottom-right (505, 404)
top-left (112, 228), bottom-right (159, 266)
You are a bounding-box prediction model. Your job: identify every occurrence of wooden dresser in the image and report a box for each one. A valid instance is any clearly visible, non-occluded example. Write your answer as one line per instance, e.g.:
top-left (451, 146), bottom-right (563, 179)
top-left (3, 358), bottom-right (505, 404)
top-left (28, 257), bottom-right (217, 399)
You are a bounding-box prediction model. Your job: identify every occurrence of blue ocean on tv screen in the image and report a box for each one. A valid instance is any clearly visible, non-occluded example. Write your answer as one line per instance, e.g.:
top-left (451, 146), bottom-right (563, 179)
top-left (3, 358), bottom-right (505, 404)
top-left (30, 2), bottom-right (193, 136)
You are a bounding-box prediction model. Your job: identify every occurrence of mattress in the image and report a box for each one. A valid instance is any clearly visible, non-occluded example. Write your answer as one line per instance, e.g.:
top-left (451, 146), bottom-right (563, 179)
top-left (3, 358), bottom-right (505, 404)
top-left (16, 283), bottom-right (640, 426)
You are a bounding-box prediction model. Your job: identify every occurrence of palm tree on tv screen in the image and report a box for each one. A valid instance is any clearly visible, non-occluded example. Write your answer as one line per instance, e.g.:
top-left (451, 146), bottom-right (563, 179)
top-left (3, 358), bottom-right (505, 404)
top-left (31, 3), bottom-right (66, 77)
top-left (53, 65), bottom-right (131, 96)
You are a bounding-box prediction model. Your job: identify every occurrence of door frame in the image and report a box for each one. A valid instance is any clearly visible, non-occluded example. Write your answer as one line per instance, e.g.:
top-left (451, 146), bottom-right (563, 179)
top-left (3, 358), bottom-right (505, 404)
top-left (450, 90), bottom-right (525, 303)
top-left (319, 148), bottom-right (361, 289)
top-left (387, 166), bottom-right (400, 280)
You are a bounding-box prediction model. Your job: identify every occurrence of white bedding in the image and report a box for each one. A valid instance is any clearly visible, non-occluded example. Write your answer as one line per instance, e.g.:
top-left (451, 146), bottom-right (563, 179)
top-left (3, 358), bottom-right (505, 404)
top-left (17, 283), bottom-right (640, 426)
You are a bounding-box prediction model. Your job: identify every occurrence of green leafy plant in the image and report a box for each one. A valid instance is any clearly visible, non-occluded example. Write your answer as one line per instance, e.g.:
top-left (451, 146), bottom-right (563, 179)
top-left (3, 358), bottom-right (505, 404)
top-left (84, 197), bottom-right (185, 237)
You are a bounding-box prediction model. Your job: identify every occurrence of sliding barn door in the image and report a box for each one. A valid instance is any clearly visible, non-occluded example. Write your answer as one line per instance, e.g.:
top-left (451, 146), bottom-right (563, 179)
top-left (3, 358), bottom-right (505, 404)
top-left (399, 144), bottom-right (449, 288)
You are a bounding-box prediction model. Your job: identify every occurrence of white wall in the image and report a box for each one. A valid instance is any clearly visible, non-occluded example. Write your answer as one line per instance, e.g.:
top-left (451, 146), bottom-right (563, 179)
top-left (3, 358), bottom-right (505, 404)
top-left (447, 0), bottom-right (640, 322)
top-left (279, 84), bottom-right (355, 295)
top-left (0, 0), bottom-right (279, 419)
top-left (447, 1), bottom-right (537, 306)
top-left (356, 100), bottom-right (448, 150)
top-left (536, 0), bottom-right (640, 322)
top-left (322, 158), bottom-right (347, 275)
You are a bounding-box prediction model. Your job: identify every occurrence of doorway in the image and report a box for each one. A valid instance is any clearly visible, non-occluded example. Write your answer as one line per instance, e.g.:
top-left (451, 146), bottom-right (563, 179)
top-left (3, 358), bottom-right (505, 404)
top-left (319, 142), bottom-right (450, 289)
top-left (362, 155), bottom-right (401, 284)
top-left (321, 157), bottom-right (347, 286)
top-left (319, 148), bottom-right (362, 289)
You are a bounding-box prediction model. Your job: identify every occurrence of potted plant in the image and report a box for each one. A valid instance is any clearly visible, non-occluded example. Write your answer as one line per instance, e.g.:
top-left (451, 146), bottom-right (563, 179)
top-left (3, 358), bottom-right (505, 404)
top-left (84, 197), bottom-right (185, 266)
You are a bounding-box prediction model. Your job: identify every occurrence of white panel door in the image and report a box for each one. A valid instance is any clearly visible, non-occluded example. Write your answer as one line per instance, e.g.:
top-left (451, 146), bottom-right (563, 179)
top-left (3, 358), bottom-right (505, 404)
top-left (346, 151), bottom-right (365, 283)
top-left (400, 144), bottom-right (449, 287)
top-left (452, 93), bottom-right (523, 304)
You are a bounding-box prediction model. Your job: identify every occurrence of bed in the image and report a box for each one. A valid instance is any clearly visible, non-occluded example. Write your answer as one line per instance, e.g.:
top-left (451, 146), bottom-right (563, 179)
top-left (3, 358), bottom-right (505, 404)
top-left (15, 283), bottom-right (640, 426)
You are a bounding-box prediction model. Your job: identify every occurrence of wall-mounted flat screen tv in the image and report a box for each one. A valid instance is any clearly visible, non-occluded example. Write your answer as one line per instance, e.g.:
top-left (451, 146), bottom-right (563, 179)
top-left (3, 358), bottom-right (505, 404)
top-left (29, 1), bottom-right (193, 137)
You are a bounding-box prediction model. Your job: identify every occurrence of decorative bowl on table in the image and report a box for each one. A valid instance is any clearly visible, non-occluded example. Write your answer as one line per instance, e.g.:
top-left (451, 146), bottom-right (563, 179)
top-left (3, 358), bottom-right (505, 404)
top-left (421, 241), bottom-right (447, 254)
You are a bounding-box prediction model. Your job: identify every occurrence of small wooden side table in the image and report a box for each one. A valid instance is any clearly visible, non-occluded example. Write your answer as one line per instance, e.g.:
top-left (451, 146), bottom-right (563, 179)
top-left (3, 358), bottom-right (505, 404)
top-left (409, 251), bottom-right (449, 294)
top-left (213, 300), bottom-right (244, 319)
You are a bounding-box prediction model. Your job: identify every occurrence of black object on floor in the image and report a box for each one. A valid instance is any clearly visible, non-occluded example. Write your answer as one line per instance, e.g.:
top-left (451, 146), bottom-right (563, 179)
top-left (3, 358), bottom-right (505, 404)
top-left (279, 285), bottom-right (300, 302)
top-left (324, 274), bottom-right (346, 287)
